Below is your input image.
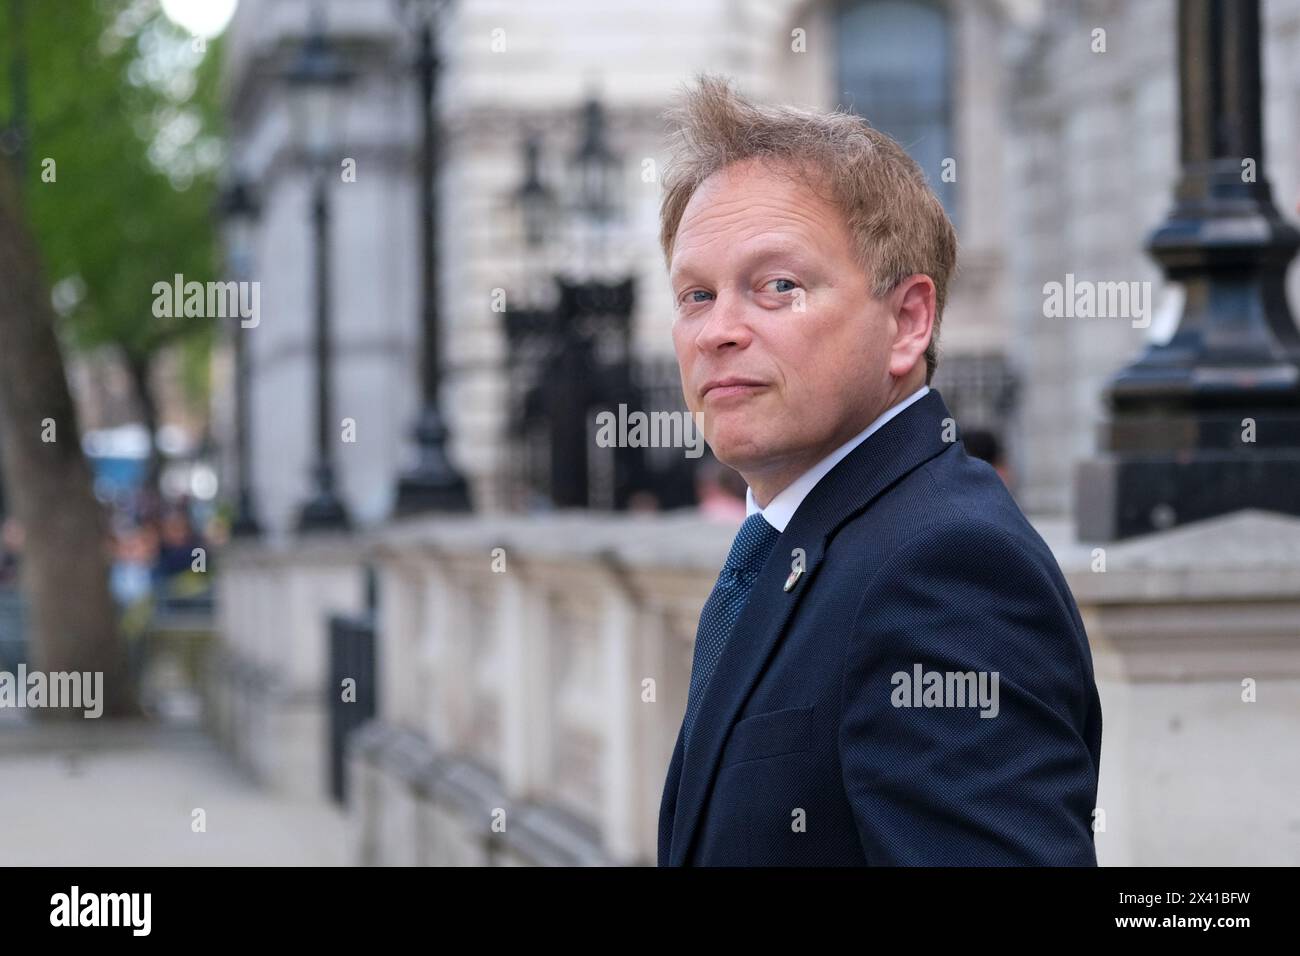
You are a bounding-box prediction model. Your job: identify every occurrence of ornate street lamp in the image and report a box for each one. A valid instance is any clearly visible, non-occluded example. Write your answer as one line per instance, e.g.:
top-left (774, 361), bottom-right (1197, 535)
top-left (1076, 0), bottom-right (1300, 539)
top-left (513, 131), bottom-right (559, 304)
top-left (391, 0), bottom-right (472, 515)
top-left (214, 176), bottom-right (262, 537)
top-left (516, 133), bottom-right (556, 250)
top-left (503, 99), bottom-right (643, 509)
top-left (571, 96), bottom-right (619, 224)
top-left (569, 96), bottom-right (621, 277)
top-left (285, 9), bottom-right (354, 532)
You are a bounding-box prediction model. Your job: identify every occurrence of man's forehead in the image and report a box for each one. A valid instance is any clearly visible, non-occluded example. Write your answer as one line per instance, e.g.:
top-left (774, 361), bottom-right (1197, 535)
top-left (672, 160), bottom-right (839, 260)
top-left (683, 158), bottom-right (816, 216)
top-left (671, 233), bottom-right (813, 282)
top-left (671, 198), bottom-right (843, 284)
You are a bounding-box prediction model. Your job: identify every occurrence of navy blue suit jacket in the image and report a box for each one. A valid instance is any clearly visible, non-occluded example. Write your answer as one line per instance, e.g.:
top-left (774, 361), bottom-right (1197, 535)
top-left (658, 389), bottom-right (1102, 865)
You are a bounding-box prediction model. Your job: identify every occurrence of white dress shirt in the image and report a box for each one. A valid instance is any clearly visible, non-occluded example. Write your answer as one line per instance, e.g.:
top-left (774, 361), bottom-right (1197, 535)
top-left (745, 385), bottom-right (930, 532)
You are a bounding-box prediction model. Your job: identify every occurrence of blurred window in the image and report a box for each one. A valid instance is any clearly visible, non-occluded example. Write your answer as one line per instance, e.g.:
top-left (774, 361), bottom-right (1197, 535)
top-left (834, 0), bottom-right (957, 228)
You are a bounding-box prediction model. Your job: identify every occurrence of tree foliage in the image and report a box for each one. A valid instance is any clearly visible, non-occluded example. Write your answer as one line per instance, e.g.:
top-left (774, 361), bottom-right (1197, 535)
top-left (2, 0), bottom-right (225, 402)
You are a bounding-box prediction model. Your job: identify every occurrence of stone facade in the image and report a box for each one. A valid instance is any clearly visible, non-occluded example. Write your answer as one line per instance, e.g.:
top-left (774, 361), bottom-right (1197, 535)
top-left (219, 1), bottom-right (1300, 526)
top-left (219, 0), bottom-right (1029, 529)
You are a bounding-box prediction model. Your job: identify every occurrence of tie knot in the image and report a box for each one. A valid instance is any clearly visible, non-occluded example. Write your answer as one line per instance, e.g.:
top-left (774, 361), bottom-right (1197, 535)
top-left (724, 513), bottom-right (781, 575)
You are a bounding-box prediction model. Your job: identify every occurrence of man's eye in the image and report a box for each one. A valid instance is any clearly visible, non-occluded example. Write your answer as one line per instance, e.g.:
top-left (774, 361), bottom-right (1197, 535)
top-left (765, 278), bottom-right (798, 294)
top-left (683, 290), bottom-right (713, 304)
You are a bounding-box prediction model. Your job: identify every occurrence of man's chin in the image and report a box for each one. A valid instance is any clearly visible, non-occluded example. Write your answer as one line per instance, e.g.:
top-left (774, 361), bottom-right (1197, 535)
top-left (705, 432), bottom-right (774, 476)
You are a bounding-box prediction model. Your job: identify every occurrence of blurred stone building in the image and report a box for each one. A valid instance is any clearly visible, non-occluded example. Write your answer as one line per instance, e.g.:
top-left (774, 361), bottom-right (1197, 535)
top-left (211, 0), bottom-right (1300, 866)
top-left (1007, 0), bottom-right (1300, 513)
top-left (215, 0), bottom-right (1300, 528)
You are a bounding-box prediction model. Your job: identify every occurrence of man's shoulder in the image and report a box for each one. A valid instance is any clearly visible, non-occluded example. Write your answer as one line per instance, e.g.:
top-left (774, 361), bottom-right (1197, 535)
top-left (827, 444), bottom-right (1060, 581)
top-left (824, 446), bottom-right (1091, 670)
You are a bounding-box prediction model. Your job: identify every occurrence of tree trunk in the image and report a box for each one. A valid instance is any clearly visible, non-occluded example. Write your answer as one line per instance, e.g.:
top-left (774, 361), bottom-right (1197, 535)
top-left (123, 349), bottom-right (162, 512)
top-left (0, 161), bottom-right (135, 719)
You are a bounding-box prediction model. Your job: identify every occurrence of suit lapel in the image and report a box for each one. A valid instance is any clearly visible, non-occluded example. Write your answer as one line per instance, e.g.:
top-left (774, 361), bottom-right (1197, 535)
top-left (667, 527), bottom-right (825, 865)
top-left (665, 388), bottom-right (957, 866)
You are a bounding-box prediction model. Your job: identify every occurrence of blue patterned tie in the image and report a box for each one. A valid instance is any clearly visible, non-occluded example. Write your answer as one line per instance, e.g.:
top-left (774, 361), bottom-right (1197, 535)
top-left (682, 512), bottom-right (782, 752)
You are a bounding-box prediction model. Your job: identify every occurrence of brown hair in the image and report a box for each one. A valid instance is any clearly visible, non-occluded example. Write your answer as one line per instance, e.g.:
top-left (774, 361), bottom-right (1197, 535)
top-left (658, 73), bottom-right (957, 383)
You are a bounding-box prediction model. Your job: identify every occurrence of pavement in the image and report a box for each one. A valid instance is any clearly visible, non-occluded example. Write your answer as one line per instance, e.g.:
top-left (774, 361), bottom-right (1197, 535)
top-left (0, 714), bottom-right (350, 866)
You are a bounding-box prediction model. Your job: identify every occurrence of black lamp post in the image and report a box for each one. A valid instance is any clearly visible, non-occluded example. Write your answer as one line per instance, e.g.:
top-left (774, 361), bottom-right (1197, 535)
top-left (1076, 0), bottom-right (1300, 540)
top-left (572, 97), bottom-right (619, 223)
top-left (285, 10), bottom-right (353, 532)
top-left (391, 0), bottom-right (471, 515)
top-left (570, 96), bottom-right (621, 276)
top-left (503, 99), bottom-right (641, 509)
top-left (516, 133), bottom-right (555, 250)
top-left (215, 176), bottom-right (263, 537)
top-left (514, 131), bottom-right (559, 305)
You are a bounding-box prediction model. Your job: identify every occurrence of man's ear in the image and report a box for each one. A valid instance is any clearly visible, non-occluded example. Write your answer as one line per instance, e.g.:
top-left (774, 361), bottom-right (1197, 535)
top-left (888, 275), bottom-right (935, 379)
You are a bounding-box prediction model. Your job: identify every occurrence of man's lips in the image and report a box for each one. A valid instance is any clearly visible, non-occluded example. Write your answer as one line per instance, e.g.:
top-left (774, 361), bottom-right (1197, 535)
top-left (700, 378), bottom-right (768, 400)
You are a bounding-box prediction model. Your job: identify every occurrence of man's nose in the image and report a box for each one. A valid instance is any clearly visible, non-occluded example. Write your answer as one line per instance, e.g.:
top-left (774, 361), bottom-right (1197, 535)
top-left (694, 291), bottom-right (752, 353)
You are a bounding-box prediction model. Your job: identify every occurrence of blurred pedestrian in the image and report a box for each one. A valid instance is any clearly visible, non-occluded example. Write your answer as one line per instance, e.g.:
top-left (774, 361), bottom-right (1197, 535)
top-left (153, 505), bottom-right (206, 595)
top-left (694, 458), bottom-right (746, 522)
top-left (961, 427), bottom-right (1013, 487)
top-left (0, 517), bottom-right (24, 588)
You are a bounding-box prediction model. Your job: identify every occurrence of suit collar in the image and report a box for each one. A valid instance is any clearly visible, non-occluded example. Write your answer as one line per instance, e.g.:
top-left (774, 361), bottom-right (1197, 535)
top-left (666, 388), bottom-right (958, 865)
top-left (745, 385), bottom-right (931, 532)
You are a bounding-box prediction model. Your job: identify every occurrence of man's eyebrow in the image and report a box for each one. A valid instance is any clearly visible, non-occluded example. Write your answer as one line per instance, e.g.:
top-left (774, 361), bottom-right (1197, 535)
top-left (669, 260), bottom-right (703, 288)
top-left (670, 241), bottom-right (815, 286)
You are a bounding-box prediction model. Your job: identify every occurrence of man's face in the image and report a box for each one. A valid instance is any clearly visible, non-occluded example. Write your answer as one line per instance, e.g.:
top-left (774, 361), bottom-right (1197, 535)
top-left (670, 158), bottom-right (915, 499)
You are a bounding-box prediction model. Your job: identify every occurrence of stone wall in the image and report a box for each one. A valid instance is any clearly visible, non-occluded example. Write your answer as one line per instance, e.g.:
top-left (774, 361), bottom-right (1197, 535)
top-left (213, 509), bottom-right (1300, 865)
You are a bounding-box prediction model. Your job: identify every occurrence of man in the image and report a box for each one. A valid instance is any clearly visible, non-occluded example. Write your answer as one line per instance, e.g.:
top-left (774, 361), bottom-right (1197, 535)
top-left (657, 75), bottom-right (1102, 866)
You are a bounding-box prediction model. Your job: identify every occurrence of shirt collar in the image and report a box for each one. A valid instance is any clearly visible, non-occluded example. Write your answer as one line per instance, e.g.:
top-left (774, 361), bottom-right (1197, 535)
top-left (746, 385), bottom-right (930, 532)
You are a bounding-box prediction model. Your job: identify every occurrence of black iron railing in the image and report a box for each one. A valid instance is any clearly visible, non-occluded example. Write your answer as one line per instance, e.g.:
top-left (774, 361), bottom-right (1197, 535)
top-left (328, 609), bottom-right (377, 804)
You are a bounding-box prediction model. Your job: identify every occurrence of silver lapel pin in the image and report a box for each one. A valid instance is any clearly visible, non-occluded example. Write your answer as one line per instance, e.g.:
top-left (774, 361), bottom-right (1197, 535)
top-left (783, 568), bottom-right (803, 592)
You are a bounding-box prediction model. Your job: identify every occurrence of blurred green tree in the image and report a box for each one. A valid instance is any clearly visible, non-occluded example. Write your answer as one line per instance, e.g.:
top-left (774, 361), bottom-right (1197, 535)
top-left (0, 0), bottom-right (225, 716)
top-left (1, 155), bottom-right (136, 716)
top-left (1, 0), bottom-right (225, 500)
